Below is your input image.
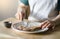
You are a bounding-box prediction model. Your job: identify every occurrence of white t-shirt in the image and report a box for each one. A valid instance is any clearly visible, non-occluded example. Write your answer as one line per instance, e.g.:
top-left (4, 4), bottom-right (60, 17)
top-left (28, 0), bottom-right (58, 21)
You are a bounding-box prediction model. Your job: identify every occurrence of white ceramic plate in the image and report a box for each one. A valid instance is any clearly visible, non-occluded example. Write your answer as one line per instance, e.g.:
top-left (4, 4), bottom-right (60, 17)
top-left (11, 21), bottom-right (49, 33)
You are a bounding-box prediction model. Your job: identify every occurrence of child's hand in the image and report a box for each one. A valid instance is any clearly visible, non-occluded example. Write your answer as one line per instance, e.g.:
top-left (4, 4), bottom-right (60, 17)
top-left (15, 12), bottom-right (22, 21)
top-left (40, 20), bottom-right (55, 29)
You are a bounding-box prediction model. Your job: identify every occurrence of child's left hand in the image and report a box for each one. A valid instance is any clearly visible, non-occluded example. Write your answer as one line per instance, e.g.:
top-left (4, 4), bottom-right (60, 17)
top-left (40, 20), bottom-right (55, 29)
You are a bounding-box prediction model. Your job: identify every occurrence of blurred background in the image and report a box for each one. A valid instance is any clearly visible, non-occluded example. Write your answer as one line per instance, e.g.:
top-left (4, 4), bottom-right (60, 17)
top-left (0, 0), bottom-right (18, 21)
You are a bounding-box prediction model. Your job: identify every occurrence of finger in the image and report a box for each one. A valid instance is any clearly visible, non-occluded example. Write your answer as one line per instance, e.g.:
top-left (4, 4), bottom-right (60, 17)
top-left (46, 24), bottom-right (51, 28)
top-left (19, 13), bottom-right (20, 20)
top-left (15, 13), bottom-right (19, 20)
top-left (41, 21), bottom-right (48, 27)
top-left (18, 13), bottom-right (22, 20)
top-left (41, 20), bottom-right (49, 28)
top-left (46, 24), bottom-right (55, 30)
top-left (15, 13), bottom-right (17, 17)
top-left (42, 22), bottom-right (50, 29)
top-left (47, 24), bottom-right (55, 30)
top-left (38, 25), bottom-right (42, 29)
top-left (52, 26), bottom-right (55, 30)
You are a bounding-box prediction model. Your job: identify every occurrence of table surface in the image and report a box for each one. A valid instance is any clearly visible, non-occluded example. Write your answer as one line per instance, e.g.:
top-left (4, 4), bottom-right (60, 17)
top-left (0, 18), bottom-right (60, 39)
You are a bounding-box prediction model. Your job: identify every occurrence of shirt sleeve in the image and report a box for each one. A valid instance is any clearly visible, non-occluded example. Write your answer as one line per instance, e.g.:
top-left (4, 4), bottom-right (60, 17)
top-left (20, 0), bottom-right (29, 5)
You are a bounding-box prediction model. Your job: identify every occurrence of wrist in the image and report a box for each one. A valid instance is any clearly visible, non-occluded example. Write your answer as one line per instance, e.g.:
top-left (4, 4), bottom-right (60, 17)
top-left (48, 19), bottom-right (56, 26)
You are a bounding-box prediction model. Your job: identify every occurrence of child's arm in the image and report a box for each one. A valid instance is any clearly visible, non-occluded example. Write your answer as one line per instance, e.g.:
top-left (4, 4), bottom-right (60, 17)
top-left (51, 11), bottom-right (60, 25)
top-left (40, 12), bottom-right (60, 29)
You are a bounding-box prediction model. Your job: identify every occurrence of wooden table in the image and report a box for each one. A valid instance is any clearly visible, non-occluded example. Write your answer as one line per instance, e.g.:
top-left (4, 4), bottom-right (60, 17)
top-left (0, 18), bottom-right (60, 39)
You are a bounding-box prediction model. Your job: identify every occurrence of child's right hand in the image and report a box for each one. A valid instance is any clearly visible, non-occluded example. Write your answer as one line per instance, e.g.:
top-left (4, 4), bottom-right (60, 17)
top-left (15, 3), bottom-right (28, 21)
top-left (15, 12), bottom-right (22, 21)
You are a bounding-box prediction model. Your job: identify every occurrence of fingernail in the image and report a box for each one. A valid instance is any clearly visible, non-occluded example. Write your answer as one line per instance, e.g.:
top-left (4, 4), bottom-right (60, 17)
top-left (42, 27), bottom-right (45, 29)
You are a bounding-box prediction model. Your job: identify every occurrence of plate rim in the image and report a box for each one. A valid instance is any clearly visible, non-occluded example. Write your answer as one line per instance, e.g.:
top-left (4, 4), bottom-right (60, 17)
top-left (11, 23), bottom-right (49, 33)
